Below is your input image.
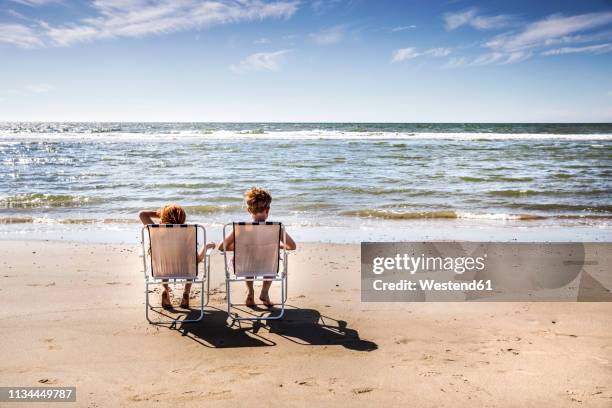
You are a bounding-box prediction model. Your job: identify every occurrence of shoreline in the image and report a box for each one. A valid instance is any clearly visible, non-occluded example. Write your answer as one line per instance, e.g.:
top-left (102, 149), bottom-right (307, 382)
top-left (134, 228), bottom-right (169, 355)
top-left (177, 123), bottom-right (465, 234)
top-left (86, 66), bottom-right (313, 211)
top-left (0, 217), bottom-right (612, 244)
top-left (1, 219), bottom-right (611, 244)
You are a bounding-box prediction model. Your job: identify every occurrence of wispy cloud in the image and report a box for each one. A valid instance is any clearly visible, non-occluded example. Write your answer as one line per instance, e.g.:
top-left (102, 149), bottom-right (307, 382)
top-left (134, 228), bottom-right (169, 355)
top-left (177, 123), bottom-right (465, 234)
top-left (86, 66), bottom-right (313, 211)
top-left (309, 25), bottom-right (345, 45)
top-left (0, 24), bottom-right (44, 48)
top-left (542, 43), bottom-right (612, 56)
top-left (8, 0), bottom-right (62, 6)
top-left (254, 37), bottom-right (270, 44)
top-left (447, 11), bottom-right (612, 67)
top-left (391, 25), bottom-right (416, 32)
top-left (0, 0), bottom-right (299, 48)
top-left (25, 83), bottom-right (55, 92)
top-left (444, 8), bottom-right (516, 31)
top-left (392, 46), bottom-right (451, 62)
top-left (391, 47), bottom-right (419, 62)
top-left (485, 12), bottom-right (612, 52)
top-left (229, 49), bottom-right (291, 73)
top-left (444, 50), bottom-right (531, 68)
top-left (425, 47), bottom-right (452, 57)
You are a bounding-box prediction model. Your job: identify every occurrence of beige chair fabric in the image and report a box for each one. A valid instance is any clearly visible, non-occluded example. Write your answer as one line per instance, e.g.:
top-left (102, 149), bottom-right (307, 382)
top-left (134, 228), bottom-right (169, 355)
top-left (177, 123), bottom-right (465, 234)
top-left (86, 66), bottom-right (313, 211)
top-left (149, 226), bottom-right (197, 279)
top-left (233, 223), bottom-right (280, 277)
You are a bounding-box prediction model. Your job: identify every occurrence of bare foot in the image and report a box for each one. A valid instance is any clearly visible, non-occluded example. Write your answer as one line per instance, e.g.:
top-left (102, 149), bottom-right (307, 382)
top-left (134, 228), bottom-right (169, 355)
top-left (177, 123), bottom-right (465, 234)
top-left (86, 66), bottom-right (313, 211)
top-left (259, 294), bottom-right (274, 307)
top-left (245, 293), bottom-right (256, 308)
top-left (180, 292), bottom-right (190, 309)
top-left (161, 290), bottom-right (172, 309)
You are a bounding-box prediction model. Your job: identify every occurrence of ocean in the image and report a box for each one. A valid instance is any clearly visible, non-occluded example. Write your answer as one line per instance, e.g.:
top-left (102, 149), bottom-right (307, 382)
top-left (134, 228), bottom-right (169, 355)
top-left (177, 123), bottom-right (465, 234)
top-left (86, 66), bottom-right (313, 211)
top-left (1, 122), bottom-right (611, 243)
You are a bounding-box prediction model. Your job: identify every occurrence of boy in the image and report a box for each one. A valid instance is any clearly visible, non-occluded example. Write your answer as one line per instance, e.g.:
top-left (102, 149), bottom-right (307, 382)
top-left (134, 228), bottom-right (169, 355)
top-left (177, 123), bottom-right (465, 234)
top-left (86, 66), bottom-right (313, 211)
top-left (219, 187), bottom-right (296, 307)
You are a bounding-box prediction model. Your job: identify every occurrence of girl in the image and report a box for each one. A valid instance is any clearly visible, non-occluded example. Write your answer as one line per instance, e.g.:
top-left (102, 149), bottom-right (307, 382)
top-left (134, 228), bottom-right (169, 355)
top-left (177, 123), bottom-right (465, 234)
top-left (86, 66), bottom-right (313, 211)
top-left (139, 204), bottom-right (215, 309)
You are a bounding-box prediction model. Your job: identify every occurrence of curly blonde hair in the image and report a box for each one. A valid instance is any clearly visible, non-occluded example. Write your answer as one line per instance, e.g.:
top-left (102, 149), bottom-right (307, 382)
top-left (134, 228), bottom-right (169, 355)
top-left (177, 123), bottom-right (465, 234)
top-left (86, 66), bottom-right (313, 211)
top-left (244, 186), bottom-right (272, 213)
top-left (159, 203), bottom-right (186, 224)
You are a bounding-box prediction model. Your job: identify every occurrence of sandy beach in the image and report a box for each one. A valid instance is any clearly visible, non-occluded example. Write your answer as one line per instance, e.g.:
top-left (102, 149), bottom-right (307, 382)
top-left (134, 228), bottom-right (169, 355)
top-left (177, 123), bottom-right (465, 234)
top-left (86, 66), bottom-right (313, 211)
top-left (1, 239), bottom-right (611, 407)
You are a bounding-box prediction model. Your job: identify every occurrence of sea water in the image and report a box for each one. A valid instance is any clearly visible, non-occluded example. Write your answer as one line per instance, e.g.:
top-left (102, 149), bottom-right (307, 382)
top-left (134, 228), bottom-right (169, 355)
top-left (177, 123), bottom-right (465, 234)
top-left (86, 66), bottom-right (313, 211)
top-left (1, 122), bottom-right (610, 243)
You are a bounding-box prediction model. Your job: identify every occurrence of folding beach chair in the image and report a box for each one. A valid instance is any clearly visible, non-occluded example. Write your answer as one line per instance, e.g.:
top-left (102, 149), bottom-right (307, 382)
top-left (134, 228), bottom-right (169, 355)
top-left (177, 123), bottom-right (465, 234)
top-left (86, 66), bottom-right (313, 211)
top-left (141, 224), bottom-right (211, 324)
top-left (222, 222), bottom-right (288, 321)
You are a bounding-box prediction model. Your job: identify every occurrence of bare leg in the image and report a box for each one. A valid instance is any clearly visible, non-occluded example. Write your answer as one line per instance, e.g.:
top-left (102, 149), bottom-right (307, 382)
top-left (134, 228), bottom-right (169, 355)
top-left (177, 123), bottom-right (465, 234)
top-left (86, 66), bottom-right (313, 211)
top-left (161, 283), bottom-right (172, 309)
top-left (259, 281), bottom-right (273, 307)
top-left (180, 283), bottom-right (192, 308)
top-left (245, 281), bottom-right (255, 307)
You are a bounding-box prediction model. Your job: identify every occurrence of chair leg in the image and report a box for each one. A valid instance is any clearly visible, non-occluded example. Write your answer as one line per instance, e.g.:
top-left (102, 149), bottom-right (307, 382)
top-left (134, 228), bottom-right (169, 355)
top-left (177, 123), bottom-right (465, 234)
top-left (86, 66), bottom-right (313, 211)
top-left (145, 281), bottom-right (154, 324)
top-left (204, 270), bottom-right (210, 307)
top-left (226, 278), bottom-right (234, 319)
top-left (283, 274), bottom-right (288, 303)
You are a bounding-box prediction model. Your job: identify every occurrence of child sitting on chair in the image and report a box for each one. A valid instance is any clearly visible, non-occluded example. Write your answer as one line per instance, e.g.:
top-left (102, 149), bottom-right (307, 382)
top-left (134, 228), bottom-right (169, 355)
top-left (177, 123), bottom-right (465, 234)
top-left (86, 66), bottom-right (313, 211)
top-left (219, 187), bottom-right (296, 307)
top-left (139, 203), bottom-right (215, 309)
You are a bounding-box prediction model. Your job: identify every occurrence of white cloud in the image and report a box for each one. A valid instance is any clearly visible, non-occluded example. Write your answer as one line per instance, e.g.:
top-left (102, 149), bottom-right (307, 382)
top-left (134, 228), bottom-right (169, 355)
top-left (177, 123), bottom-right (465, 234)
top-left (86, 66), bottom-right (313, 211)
top-left (391, 25), bottom-right (416, 32)
top-left (424, 47), bottom-right (451, 57)
top-left (0, 0), bottom-right (299, 48)
top-left (502, 51), bottom-right (531, 64)
top-left (542, 43), bottom-right (612, 56)
top-left (392, 47), bottom-right (451, 62)
top-left (486, 12), bottom-right (612, 52)
top-left (444, 50), bottom-right (531, 68)
top-left (471, 52), bottom-right (505, 65)
top-left (447, 11), bottom-right (612, 67)
top-left (25, 83), bottom-right (55, 92)
top-left (6, 9), bottom-right (30, 20)
top-left (0, 24), bottom-right (45, 48)
top-left (444, 8), bottom-right (515, 31)
top-left (391, 47), bottom-right (419, 62)
top-left (229, 49), bottom-right (291, 73)
top-left (443, 56), bottom-right (468, 68)
top-left (8, 0), bottom-right (62, 6)
top-left (542, 30), bottom-right (612, 47)
top-left (254, 37), bottom-right (270, 44)
top-left (310, 25), bottom-right (345, 45)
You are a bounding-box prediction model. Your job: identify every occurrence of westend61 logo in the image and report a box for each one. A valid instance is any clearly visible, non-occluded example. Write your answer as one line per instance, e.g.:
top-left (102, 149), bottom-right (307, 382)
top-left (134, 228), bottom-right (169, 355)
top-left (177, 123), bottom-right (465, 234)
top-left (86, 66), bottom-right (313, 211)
top-left (361, 242), bottom-right (612, 302)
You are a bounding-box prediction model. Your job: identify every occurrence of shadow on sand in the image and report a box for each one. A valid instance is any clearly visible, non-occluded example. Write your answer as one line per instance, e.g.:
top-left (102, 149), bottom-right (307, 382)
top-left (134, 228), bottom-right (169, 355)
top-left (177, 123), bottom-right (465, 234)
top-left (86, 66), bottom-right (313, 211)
top-left (174, 305), bottom-right (377, 351)
top-left (175, 308), bottom-right (275, 348)
top-left (263, 307), bottom-right (378, 351)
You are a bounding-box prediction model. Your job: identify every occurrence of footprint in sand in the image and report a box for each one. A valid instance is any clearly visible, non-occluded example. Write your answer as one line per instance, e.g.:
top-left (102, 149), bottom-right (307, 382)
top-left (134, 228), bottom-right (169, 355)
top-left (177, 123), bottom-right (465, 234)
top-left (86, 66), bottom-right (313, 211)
top-left (296, 377), bottom-right (317, 387)
top-left (206, 390), bottom-right (232, 400)
top-left (352, 387), bottom-right (374, 395)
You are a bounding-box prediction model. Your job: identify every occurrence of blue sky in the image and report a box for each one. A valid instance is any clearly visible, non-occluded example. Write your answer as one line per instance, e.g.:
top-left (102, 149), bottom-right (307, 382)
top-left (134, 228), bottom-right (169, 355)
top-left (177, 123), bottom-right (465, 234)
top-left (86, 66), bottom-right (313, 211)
top-left (1, 0), bottom-right (611, 122)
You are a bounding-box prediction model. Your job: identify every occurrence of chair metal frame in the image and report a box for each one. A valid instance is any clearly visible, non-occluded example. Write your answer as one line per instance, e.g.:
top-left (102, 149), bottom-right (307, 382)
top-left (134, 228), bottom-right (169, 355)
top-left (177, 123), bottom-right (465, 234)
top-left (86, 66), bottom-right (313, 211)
top-left (222, 222), bottom-right (288, 321)
top-left (141, 224), bottom-right (211, 325)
